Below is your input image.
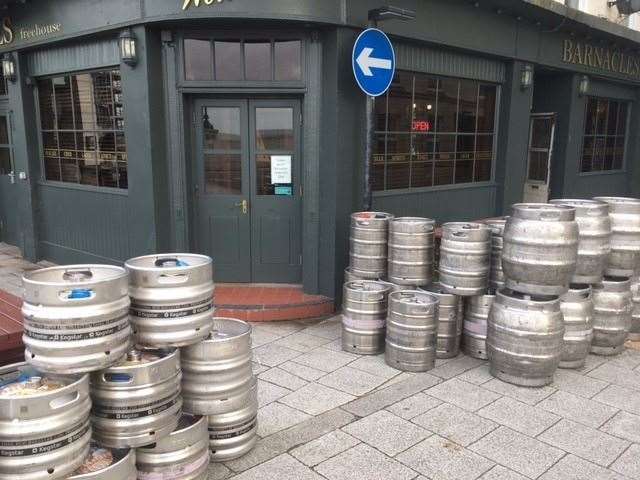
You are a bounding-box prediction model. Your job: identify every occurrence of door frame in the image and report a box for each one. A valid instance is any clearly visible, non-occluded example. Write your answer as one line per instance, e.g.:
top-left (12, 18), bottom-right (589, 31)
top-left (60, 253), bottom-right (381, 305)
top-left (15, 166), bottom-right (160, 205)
top-left (523, 112), bottom-right (556, 202)
top-left (188, 94), bottom-right (304, 283)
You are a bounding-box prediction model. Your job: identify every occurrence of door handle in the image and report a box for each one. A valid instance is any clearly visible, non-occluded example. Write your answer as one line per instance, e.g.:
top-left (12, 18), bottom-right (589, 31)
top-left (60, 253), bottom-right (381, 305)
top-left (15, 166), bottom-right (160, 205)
top-left (235, 199), bottom-right (248, 214)
top-left (7, 171), bottom-right (14, 184)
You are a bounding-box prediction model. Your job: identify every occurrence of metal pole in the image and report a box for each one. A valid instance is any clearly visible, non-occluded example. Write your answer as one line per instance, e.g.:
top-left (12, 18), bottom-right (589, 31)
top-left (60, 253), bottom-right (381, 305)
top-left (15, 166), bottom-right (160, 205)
top-left (363, 19), bottom-right (376, 211)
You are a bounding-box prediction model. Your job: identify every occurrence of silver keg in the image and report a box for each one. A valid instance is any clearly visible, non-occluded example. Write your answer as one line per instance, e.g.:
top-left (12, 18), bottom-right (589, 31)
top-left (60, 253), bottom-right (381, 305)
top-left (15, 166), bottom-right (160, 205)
top-left (342, 281), bottom-right (392, 355)
top-left (385, 290), bottom-right (439, 372)
top-left (344, 267), bottom-right (367, 283)
top-left (502, 203), bottom-right (579, 296)
top-left (591, 276), bottom-right (633, 356)
top-left (439, 223), bottom-right (491, 296)
top-left (90, 348), bottom-right (182, 448)
top-left (68, 445), bottom-right (136, 480)
top-left (485, 217), bottom-right (508, 290)
top-left (487, 289), bottom-right (565, 387)
top-left (559, 285), bottom-right (594, 369)
top-left (208, 379), bottom-right (258, 462)
top-left (0, 363), bottom-right (91, 480)
top-left (550, 199), bottom-right (611, 284)
top-left (630, 274), bottom-right (640, 342)
top-left (387, 217), bottom-right (435, 286)
top-left (463, 292), bottom-right (496, 360)
top-left (181, 318), bottom-right (253, 415)
top-left (21, 265), bottom-right (131, 374)
top-left (136, 415), bottom-right (210, 480)
top-left (593, 197), bottom-right (640, 276)
top-left (421, 283), bottom-right (462, 359)
top-left (349, 212), bottom-right (394, 279)
top-left (125, 254), bottom-right (214, 348)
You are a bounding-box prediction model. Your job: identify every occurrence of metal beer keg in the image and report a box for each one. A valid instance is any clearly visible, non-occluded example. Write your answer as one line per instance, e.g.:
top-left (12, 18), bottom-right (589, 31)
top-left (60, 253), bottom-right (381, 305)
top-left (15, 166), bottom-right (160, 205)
top-left (90, 348), bottom-right (182, 448)
top-left (463, 292), bottom-right (496, 360)
top-left (136, 415), bottom-right (210, 480)
top-left (385, 290), bottom-right (439, 372)
top-left (550, 199), bottom-right (611, 284)
top-left (349, 212), bottom-right (394, 279)
top-left (421, 283), bottom-right (463, 359)
top-left (387, 217), bottom-right (435, 286)
top-left (559, 285), bottom-right (594, 369)
top-left (485, 217), bottom-right (508, 290)
top-left (593, 197), bottom-right (640, 276)
top-left (439, 223), bottom-right (491, 296)
top-left (22, 265), bottom-right (131, 374)
top-left (126, 254), bottom-right (214, 348)
top-left (181, 318), bottom-right (253, 415)
top-left (0, 363), bottom-right (91, 480)
top-left (341, 281), bottom-right (391, 355)
top-left (487, 289), bottom-right (564, 387)
top-left (591, 276), bottom-right (633, 356)
top-left (68, 445), bottom-right (137, 480)
top-left (630, 274), bottom-right (640, 341)
top-left (502, 204), bottom-right (579, 296)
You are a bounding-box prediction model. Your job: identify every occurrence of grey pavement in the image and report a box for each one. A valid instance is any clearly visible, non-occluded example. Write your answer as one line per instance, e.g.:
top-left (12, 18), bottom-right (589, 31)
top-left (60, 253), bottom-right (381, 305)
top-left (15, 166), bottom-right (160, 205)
top-left (1, 244), bottom-right (639, 479)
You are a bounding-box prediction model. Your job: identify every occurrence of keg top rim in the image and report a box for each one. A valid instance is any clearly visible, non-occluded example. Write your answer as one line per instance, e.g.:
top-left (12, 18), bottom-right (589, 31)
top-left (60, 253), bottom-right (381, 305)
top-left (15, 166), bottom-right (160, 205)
top-left (389, 289), bottom-right (439, 305)
top-left (344, 280), bottom-right (392, 293)
top-left (443, 221), bottom-right (487, 230)
top-left (106, 347), bottom-right (178, 370)
top-left (351, 211), bottom-right (394, 220)
top-left (391, 216), bottom-right (436, 224)
top-left (69, 444), bottom-right (132, 478)
top-left (22, 264), bottom-right (128, 286)
top-left (550, 198), bottom-right (608, 209)
top-left (125, 253), bottom-right (213, 271)
top-left (497, 288), bottom-right (560, 304)
top-left (484, 217), bottom-right (508, 226)
top-left (593, 196), bottom-right (640, 205)
top-left (0, 362), bottom-right (85, 400)
top-left (420, 283), bottom-right (454, 297)
top-left (205, 317), bottom-right (252, 342)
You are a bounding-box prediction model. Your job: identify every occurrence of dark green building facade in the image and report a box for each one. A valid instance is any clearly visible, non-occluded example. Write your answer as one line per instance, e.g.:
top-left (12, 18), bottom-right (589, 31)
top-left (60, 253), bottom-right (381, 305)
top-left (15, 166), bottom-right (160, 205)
top-left (0, 0), bottom-right (639, 302)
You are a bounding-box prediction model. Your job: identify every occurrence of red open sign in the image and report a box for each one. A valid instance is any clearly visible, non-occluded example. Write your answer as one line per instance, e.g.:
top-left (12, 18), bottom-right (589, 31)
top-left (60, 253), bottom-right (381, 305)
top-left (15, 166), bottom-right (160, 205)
top-left (412, 120), bottom-right (432, 132)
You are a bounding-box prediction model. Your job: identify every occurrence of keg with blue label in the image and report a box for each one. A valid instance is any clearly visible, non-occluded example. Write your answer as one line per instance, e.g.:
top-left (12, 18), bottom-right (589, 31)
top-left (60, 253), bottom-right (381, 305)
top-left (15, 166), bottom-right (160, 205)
top-left (0, 362), bottom-right (92, 480)
top-left (90, 348), bottom-right (182, 449)
top-left (125, 254), bottom-right (214, 348)
top-left (22, 265), bottom-right (131, 374)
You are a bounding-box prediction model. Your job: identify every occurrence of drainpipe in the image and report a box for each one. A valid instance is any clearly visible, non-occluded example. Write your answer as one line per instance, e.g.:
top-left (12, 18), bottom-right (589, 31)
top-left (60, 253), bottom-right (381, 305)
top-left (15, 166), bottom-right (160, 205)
top-left (565, 0), bottom-right (580, 9)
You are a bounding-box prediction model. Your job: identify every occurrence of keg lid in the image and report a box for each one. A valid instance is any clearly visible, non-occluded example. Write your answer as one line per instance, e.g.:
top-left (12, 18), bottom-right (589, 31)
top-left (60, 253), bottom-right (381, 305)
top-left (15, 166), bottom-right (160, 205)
top-left (22, 264), bottom-right (127, 288)
top-left (511, 203), bottom-right (575, 221)
top-left (390, 290), bottom-right (439, 306)
top-left (118, 348), bottom-right (162, 366)
top-left (484, 217), bottom-right (508, 234)
top-left (352, 211), bottom-right (393, 220)
top-left (74, 445), bottom-right (115, 474)
top-left (209, 317), bottom-right (251, 341)
top-left (126, 253), bottom-right (213, 270)
top-left (0, 373), bottom-right (65, 398)
top-left (345, 280), bottom-right (391, 293)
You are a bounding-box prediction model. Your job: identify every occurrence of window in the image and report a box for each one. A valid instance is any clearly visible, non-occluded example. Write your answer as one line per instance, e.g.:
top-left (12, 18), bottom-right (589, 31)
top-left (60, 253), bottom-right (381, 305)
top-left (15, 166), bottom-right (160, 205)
top-left (184, 37), bottom-right (302, 82)
top-left (37, 69), bottom-right (127, 189)
top-left (581, 97), bottom-right (627, 172)
top-left (0, 114), bottom-right (12, 175)
top-left (0, 70), bottom-right (8, 97)
top-left (373, 71), bottom-right (498, 191)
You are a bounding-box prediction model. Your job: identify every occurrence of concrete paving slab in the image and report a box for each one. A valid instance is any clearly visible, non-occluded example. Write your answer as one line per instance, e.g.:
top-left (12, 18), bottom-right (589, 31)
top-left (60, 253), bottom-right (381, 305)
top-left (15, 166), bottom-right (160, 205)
top-left (316, 443), bottom-right (417, 480)
top-left (385, 392), bottom-right (442, 420)
top-left (257, 379), bottom-right (291, 408)
top-left (293, 347), bottom-right (358, 373)
top-left (279, 382), bottom-right (355, 415)
top-left (457, 364), bottom-right (493, 385)
top-left (477, 396), bottom-right (561, 436)
top-left (290, 430), bottom-right (359, 467)
top-left (230, 453), bottom-right (323, 480)
top-left (593, 384), bottom-right (640, 416)
top-left (278, 360), bottom-right (326, 381)
top-left (257, 402), bottom-right (311, 437)
top-left (610, 444), bottom-right (640, 479)
top-left (538, 454), bottom-right (627, 480)
top-left (426, 378), bottom-right (501, 412)
top-left (348, 354), bottom-right (404, 379)
top-left (538, 390), bottom-right (619, 428)
top-left (588, 362), bottom-right (640, 392)
top-left (600, 410), bottom-right (640, 444)
top-left (318, 366), bottom-right (388, 396)
top-left (482, 378), bottom-right (557, 405)
top-left (479, 465), bottom-right (528, 480)
top-left (273, 331), bottom-right (332, 352)
top-left (252, 343), bottom-right (303, 367)
top-left (552, 368), bottom-right (610, 398)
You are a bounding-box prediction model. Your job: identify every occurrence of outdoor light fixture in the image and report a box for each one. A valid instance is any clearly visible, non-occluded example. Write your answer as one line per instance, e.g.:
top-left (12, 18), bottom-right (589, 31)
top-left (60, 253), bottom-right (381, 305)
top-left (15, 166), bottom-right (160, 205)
top-left (368, 6), bottom-right (417, 23)
top-left (608, 0), bottom-right (640, 15)
top-left (520, 64), bottom-right (533, 90)
top-left (119, 28), bottom-right (138, 67)
top-left (1, 53), bottom-right (16, 83)
top-left (579, 74), bottom-right (590, 96)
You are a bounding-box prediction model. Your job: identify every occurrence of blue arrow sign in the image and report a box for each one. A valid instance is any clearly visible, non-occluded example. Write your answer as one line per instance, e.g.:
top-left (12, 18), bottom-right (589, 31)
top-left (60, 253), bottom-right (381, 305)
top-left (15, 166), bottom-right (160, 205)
top-left (352, 28), bottom-right (396, 97)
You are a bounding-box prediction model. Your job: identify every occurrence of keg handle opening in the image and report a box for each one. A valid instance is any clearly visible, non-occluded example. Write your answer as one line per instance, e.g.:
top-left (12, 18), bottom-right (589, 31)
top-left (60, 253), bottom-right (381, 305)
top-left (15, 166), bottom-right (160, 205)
top-left (49, 391), bottom-right (80, 410)
top-left (103, 373), bottom-right (134, 383)
top-left (59, 289), bottom-right (95, 301)
top-left (451, 231), bottom-right (468, 237)
top-left (155, 257), bottom-right (189, 267)
top-left (62, 269), bottom-right (93, 281)
top-left (158, 273), bottom-right (190, 284)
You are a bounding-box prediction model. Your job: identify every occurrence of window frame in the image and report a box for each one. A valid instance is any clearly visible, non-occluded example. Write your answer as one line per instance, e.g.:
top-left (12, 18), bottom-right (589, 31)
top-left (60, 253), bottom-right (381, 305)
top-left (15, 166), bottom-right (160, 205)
top-left (372, 70), bottom-right (501, 196)
top-left (34, 66), bottom-right (128, 195)
top-left (0, 111), bottom-right (14, 176)
top-left (178, 30), bottom-right (307, 88)
top-left (578, 96), bottom-right (630, 176)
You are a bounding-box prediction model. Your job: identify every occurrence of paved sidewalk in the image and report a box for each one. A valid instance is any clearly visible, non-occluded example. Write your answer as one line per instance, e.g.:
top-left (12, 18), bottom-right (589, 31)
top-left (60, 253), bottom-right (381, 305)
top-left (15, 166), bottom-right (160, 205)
top-left (207, 317), bottom-right (640, 480)
top-left (0, 242), bottom-right (52, 298)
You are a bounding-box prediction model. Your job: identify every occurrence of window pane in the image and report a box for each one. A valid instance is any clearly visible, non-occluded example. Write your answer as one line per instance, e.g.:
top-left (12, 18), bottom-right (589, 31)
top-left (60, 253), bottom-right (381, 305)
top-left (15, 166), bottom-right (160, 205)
top-left (593, 137), bottom-right (606, 171)
top-left (437, 79), bottom-right (458, 133)
top-left (72, 74), bottom-right (96, 131)
top-left (604, 136), bottom-right (616, 170)
top-left (455, 159), bottom-right (474, 184)
top-left (475, 134), bottom-right (493, 182)
top-left (528, 151), bottom-right (549, 182)
top-left (38, 78), bottom-right (56, 130)
top-left (614, 136), bottom-right (625, 170)
top-left (0, 116), bottom-right (9, 145)
top-left (203, 107), bottom-right (241, 151)
top-left (0, 72), bottom-right (7, 96)
top-left (617, 103), bottom-right (628, 134)
top-left (214, 40), bottom-right (242, 81)
top-left (0, 148), bottom-right (10, 175)
top-left (244, 41), bottom-right (272, 81)
top-left (274, 40), bottom-right (301, 81)
top-left (44, 157), bottom-right (61, 181)
top-left (185, 39), bottom-right (212, 81)
top-left (457, 80), bottom-right (478, 133)
top-left (606, 101), bottom-right (618, 136)
top-left (372, 134), bottom-right (385, 191)
top-left (205, 153), bottom-right (241, 194)
top-left (477, 84), bottom-right (496, 133)
top-left (413, 75), bottom-right (437, 131)
top-left (387, 72), bottom-right (413, 132)
top-left (53, 76), bottom-right (74, 130)
top-left (595, 99), bottom-right (608, 135)
top-left (374, 95), bottom-right (387, 131)
top-left (581, 136), bottom-right (594, 172)
top-left (531, 117), bottom-right (553, 149)
top-left (386, 134), bottom-right (410, 189)
top-left (255, 107), bottom-right (293, 151)
top-left (584, 98), bottom-right (598, 135)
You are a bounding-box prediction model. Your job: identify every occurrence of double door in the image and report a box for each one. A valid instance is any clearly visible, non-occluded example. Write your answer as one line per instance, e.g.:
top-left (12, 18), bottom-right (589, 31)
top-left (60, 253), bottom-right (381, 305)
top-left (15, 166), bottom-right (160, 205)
top-left (193, 98), bottom-right (302, 283)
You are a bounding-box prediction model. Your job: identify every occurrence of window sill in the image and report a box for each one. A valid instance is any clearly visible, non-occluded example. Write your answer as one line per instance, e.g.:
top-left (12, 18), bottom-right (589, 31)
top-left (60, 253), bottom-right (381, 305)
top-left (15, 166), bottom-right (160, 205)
top-left (577, 169), bottom-right (626, 177)
top-left (373, 181), bottom-right (497, 197)
top-left (38, 180), bottom-right (129, 196)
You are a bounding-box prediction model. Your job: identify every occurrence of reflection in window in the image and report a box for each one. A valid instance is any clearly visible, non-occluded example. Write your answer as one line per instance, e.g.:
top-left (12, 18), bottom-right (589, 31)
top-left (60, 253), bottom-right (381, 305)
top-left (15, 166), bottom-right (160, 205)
top-left (581, 97), bottom-right (627, 173)
top-left (202, 106), bottom-right (242, 195)
top-left (255, 107), bottom-right (294, 196)
top-left (185, 39), bottom-right (212, 80)
top-left (0, 115), bottom-right (11, 175)
top-left (372, 71), bottom-right (498, 191)
top-left (244, 41), bottom-right (272, 81)
top-left (37, 69), bottom-right (127, 189)
top-left (214, 41), bottom-right (242, 81)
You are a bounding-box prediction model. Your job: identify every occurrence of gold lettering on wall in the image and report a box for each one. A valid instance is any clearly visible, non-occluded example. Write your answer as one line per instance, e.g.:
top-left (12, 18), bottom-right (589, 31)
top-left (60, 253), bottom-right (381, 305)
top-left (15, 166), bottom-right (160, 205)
top-left (182, 0), bottom-right (224, 10)
top-left (18, 22), bottom-right (62, 41)
top-left (562, 38), bottom-right (640, 79)
top-left (0, 18), bottom-right (13, 46)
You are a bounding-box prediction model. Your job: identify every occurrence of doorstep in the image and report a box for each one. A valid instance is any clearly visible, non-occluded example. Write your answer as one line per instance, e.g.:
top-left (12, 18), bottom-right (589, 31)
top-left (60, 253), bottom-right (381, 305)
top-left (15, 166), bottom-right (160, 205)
top-left (214, 284), bottom-right (335, 322)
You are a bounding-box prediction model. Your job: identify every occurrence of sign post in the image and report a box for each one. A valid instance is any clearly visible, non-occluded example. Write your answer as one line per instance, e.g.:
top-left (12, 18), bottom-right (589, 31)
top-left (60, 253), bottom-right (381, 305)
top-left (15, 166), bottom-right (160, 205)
top-left (352, 28), bottom-right (395, 210)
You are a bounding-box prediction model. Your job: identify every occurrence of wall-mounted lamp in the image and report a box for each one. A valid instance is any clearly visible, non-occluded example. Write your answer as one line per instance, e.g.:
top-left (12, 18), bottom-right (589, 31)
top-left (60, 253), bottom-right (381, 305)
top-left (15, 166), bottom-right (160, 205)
top-left (119, 28), bottom-right (138, 67)
top-left (1, 53), bottom-right (16, 83)
top-left (368, 5), bottom-right (417, 22)
top-left (578, 74), bottom-right (590, 96)
top-left (520, 64), bottom-right (533, 90)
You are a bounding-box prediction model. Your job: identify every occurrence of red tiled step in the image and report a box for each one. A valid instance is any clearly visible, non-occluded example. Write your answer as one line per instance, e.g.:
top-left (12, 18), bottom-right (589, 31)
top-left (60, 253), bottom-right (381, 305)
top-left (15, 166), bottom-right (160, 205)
top-left (0, 290), bottom-right (23, 366)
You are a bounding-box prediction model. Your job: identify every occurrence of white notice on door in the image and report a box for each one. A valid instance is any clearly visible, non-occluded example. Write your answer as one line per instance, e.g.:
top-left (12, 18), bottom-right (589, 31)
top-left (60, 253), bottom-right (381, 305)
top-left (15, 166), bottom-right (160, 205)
top-left (270, 155), bottom-right (292, 184)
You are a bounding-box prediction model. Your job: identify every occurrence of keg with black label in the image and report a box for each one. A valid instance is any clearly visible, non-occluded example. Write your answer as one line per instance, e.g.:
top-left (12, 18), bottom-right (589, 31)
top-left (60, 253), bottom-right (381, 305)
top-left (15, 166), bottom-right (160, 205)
top-left (0, 363), bottom-right (92, 480)
top-left (137, 415), bottom-right (210, 480)
top-left (90, 348), bottom-right (182, 448)
top-left (68, 444), bottom-right (136, 479)
top-left (22, 265), bottom-right (131, 374)
top-left (126, 254), bottom-right (214, 348)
